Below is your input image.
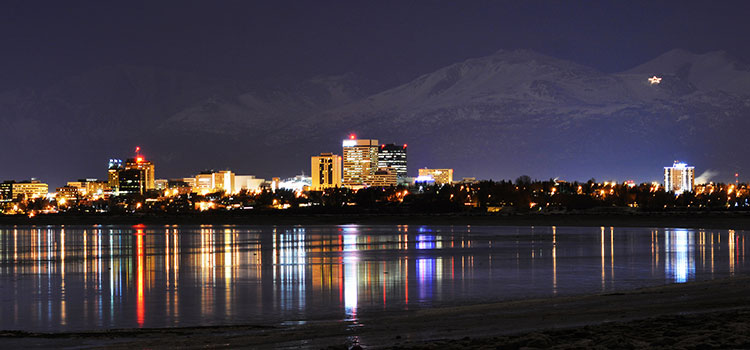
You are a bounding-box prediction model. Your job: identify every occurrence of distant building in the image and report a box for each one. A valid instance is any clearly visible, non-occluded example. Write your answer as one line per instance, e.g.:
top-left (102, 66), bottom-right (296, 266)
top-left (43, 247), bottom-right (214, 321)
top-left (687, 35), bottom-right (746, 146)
top-left (418, 168), bottom-right (454, 185)
top-left (166, 179), bottom-right (193, 195)
top-left (195, 170), bottom-right (235, 195)
top-left (55, 186), bottom-right (81, 202)
top-left (0, 181), bottom-right (14, 202)
top-left (181, 177), bottom-right (196, 189)
top-left (118, 169), bottom-right (146, 195)
top-left (342, 136), bottom-right (378, 187)
top-left (370, 168), bottom-right (398, 187)
top-left (234, 175), bottom-right (265, 193)
top-left (377, 144), bottom-right (407, 180)
top-left (108, 159), bottom-right (123, 192)
top-left (125, 156), bottom-right (155, 191)
top-left (66, 179), bottom-right (109, 197)
top-left (11, 180), bottom-right (49, 200)
top-left (664, 161), bottom-right (695, 194)
top-left (459, 177), bottom-right (478, 184)
top-left (279, 174), bottom-right (312, 191)
top-left (154, 179), bottom-right (168, 190)
top-left (311, 152), bottom-right (342, 190)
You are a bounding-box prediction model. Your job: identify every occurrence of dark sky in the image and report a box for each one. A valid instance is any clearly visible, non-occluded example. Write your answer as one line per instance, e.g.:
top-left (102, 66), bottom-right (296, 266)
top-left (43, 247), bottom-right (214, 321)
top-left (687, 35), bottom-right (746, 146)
top-left (3, 1), bottom-right (750, 186)
top-left (2, 1), bottom-right (749, 89)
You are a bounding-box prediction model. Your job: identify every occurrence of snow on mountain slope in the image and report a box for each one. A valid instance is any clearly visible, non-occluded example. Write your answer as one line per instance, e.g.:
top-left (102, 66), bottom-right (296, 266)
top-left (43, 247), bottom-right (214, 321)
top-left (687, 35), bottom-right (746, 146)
top-left (271, 49), bottom-right (750, 181)
top-left (624, 49), bottom-right (750, 95)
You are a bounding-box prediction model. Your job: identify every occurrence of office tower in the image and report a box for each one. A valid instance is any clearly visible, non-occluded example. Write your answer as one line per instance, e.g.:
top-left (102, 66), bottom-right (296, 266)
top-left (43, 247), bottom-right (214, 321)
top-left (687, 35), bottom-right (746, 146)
top-left (664, 161), bottom-right (695, 194)
top-left (118, 169), bottom-right (145, 195)
top-left (418, 168), bottom-right (454, 185)
top-left (342, 135), bottom-right (378, 187)
top-left (125, 155), bottom-right (155, 191)
top-left (377, 144), bottom-right (407, 179)
top-left (108, 159), bottom-right (123, 192)
top-left (311, 152), bottom-right (342, 190)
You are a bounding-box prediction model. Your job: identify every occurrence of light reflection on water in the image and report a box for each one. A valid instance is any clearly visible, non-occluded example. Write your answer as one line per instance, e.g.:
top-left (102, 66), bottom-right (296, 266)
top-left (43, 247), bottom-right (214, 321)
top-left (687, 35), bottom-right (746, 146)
top-left (0, 225), bottom-right (747, 332)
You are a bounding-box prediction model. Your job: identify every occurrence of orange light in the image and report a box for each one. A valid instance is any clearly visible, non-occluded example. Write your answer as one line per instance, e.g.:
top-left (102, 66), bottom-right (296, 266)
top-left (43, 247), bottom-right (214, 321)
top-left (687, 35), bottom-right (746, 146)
top-left (136, 156), bottom-right (144, 163)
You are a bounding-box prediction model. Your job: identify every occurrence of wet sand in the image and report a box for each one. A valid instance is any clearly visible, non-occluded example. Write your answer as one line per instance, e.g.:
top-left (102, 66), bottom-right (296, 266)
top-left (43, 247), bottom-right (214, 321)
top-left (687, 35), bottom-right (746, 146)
top-left (2, 275), bottom-right (749, 349)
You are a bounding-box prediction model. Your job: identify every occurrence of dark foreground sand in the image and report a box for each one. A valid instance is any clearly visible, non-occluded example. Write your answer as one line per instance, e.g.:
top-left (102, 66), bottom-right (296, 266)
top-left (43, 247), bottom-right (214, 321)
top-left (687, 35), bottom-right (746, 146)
top-left (2, 275), bottom-right (749, 349)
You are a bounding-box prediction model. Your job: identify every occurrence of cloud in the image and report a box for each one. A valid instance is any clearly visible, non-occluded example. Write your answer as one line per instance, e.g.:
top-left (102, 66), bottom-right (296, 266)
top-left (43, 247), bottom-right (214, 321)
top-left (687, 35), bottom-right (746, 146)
top-left (695, 169), bottom-right (719, 184)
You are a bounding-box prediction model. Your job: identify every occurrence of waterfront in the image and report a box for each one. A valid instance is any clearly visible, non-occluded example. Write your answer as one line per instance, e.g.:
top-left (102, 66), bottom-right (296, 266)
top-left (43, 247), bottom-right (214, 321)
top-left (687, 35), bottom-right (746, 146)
top-left (0, 225), bottom-right (747, 332)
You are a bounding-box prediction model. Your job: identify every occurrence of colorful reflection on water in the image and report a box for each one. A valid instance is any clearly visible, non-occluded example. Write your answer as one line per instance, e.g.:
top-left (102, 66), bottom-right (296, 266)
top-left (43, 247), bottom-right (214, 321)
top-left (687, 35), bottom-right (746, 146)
top-left (0, 225), bottom-right (746, 331)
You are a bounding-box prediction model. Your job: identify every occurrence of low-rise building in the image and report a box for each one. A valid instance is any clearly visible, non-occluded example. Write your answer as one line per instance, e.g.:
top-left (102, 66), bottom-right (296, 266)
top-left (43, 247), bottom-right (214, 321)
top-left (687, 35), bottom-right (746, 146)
top-left (370, 168), bottom-right (398, 187)
top-left (195, 170), bottom-right (235, 195)
top-left (418, 168), bottom-right (454, 185)
top-left (12, 180), bottom-right (49, 200)
top-left (234, 175), bottom-right (265, 193)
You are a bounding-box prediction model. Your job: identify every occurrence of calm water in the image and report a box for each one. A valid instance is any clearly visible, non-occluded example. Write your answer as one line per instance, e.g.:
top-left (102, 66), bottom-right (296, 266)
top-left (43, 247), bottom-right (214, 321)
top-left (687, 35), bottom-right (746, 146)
top-left (0, 225), bottom-right (747, 332)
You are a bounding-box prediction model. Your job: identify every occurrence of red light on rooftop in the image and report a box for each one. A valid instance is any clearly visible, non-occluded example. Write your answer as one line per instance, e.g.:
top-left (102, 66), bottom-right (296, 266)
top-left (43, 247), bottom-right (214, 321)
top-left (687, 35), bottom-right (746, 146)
top-left (349, 134), bottom-right (356, 140)
top-left (403, 144), bottom-right (407, 148)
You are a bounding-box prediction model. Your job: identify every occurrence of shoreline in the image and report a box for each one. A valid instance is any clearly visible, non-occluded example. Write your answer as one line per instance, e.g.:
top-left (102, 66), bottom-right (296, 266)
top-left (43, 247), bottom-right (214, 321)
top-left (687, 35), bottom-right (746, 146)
top-left (2, 275), bottom-right (749, 349)
top-left (3, 212), bottom-right (750, 230)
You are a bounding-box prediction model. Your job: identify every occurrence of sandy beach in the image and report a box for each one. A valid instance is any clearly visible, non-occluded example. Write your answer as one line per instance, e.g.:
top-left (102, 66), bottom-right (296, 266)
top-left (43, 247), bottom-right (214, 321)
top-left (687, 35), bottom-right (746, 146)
top-left (2, 274), bottom-right (748, 349)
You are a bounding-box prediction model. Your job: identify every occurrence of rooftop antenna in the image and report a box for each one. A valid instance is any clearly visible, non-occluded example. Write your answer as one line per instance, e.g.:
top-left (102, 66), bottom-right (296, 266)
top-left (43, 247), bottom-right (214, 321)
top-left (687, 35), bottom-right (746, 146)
top-left (135, 146), bottom-right (144, 163)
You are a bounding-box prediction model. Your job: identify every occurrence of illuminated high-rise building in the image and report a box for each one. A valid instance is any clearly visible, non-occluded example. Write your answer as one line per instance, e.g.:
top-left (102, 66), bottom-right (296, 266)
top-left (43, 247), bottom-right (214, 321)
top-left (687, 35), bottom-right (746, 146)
top-left (342, 135), bottom-right (378, 187)
top-left (664, 161), bottom-right (695, 194)
top-left (378, 144), bottom-right (407, 180)
top-left (108, 159), bottom-right (123, 192)
top-left (418, 168), bottom-right (454, 185)
top-left (311, 152), bottom-right (342, 190)
top-left (118, 169), bottom-right (145, 195)
top-left (125, 156), bottom-right (155, 191)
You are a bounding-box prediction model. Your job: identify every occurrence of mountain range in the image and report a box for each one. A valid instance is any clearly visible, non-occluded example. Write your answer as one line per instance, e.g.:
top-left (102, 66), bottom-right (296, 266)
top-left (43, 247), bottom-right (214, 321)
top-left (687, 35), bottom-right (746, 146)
top-left (2, 49), bottom-right (749, 187)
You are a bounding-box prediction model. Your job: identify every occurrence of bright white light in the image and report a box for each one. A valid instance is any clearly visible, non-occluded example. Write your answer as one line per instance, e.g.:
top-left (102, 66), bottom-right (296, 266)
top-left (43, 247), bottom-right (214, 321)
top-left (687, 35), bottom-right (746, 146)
top-left (342, 140), bottom-right (357, 147)
top-left (648, 75), bottom-right (662, 85)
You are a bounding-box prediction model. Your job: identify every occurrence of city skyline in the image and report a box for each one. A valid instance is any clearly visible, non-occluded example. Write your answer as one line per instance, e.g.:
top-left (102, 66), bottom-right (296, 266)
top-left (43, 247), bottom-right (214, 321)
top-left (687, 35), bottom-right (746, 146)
top-left (0, 139), bottom-right (716, 190)
top-left (2, 2), bottom-right (750, 186)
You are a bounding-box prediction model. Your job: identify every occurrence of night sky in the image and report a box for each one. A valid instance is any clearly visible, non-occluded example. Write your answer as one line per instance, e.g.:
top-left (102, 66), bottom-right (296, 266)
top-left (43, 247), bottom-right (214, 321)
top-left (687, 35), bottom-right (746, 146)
top-left (2, 1), bottom-right (750, 186)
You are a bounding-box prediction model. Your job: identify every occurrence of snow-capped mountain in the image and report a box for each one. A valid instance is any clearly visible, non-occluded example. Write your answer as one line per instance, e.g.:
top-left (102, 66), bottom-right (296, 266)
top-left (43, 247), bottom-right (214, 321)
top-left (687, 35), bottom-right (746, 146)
top-left (274, 49), bottom-right (750, 181)
top-left (2, 49), bottom-right (749, 185)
